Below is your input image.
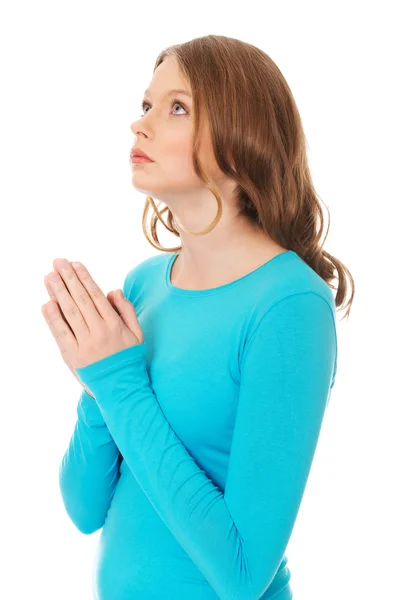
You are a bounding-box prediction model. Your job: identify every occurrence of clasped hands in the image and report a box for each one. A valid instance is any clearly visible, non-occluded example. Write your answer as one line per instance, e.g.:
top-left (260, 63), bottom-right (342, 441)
top-left (42, 258), bottom-right (144, 374)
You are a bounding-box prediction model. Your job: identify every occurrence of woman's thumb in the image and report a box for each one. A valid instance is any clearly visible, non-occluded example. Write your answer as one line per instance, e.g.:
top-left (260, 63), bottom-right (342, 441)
top-left (109, 289), bottom-right (144, 343)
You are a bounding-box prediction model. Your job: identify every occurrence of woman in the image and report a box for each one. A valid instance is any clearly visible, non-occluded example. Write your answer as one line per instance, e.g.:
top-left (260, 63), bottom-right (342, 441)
top-left (49, 35), bottom-right (354, 599)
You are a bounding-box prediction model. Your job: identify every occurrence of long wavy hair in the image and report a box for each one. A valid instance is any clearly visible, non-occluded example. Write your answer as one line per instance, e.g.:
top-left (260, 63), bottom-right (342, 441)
top-left (141, 34), bottom-right (355, 321)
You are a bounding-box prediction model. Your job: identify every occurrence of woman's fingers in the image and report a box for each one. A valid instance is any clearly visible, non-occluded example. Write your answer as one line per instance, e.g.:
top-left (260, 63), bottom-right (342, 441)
top-left (42, 298), bottom-right (93, 395)
top-left (43, 277), bottom-right (78, 367)
top-left (44, 267), bottom-right (89, 339)
top-left (44, 276), bottom-right (57, 303)
top-left (42, 301), bottom-right (72, 363)
top-left (44, 278), bottom-right (74, 335)
top-left (53, 259), bottom-right (117, 326)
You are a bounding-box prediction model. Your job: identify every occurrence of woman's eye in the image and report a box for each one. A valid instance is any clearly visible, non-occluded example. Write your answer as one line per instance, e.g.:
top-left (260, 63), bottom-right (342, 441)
top-left (139, 99), bottom-right (187, 117)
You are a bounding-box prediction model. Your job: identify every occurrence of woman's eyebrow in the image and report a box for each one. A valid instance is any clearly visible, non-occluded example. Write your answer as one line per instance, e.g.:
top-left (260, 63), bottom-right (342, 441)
top-left (143, 88), bottom-right (192, 100)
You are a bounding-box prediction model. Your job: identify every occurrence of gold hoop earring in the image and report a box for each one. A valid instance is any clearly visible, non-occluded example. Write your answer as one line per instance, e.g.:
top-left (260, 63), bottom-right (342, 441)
top-left (173, 193), bottom-right (223, 236)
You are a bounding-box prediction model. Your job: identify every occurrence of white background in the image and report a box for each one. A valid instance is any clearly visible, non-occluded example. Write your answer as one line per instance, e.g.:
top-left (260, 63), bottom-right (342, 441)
top-left (1, 1), bottom-right (399, 598)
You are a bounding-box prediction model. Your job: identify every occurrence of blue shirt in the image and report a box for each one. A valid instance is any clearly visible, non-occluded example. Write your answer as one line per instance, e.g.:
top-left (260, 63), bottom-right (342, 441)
top-left (60, 249), bottom-right (337, 600)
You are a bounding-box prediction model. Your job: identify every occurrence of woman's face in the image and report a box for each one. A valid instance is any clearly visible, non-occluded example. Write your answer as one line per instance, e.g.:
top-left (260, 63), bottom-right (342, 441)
top-left (130, 56), bottom-right (220, 207)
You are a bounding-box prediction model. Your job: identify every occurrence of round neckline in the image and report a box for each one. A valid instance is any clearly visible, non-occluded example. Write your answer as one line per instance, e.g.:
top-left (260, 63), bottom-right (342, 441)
top-left (164, 249), bottom-right (297, 297)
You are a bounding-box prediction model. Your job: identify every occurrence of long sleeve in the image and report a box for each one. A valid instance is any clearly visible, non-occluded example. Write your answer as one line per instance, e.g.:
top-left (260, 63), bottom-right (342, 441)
top-left (75, 291), bottom-right (337, 599)
top-left (58, 387), bottom-right (122, 534)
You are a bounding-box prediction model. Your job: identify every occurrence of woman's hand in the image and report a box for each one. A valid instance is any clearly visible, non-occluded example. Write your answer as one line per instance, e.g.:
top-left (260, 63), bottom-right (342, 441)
top-left (41, 259), bottom-right (144, 379)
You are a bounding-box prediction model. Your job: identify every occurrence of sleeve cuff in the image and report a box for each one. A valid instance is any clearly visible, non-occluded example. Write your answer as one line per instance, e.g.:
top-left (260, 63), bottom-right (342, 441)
top-left (75, 342), bottom-right (147, 384)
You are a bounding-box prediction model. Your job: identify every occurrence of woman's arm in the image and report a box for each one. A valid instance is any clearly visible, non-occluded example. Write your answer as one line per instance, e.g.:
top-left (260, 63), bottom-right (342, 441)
top-left (58, 265), bottom-right (139, 534)
top-left (58, 387), bottom-right (122, 534)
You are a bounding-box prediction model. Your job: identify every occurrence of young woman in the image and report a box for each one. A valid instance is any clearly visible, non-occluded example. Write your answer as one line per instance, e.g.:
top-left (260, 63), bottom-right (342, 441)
top-left (48, 34), bottom-right (354, 600)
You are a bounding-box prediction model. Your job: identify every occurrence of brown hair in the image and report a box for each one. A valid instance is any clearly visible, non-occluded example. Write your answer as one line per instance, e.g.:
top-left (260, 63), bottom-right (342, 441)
top-left (141, 34), bottom-right (355, 321)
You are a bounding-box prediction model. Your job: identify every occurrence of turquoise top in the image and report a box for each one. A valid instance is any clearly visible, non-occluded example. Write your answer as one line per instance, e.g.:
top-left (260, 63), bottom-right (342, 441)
top-left (60, 249), bottom-right (337, 600)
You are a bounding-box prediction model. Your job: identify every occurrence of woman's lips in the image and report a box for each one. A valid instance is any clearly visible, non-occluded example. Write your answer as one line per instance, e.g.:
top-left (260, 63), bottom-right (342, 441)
top-left (130, 148), bottom-right (154, 163)
top-left (130, 155), bottom-right (154, 164)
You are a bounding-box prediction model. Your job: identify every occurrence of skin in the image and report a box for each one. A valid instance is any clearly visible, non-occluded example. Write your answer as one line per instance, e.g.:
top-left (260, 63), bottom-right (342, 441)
top-left (129, 55), bottom-right (287, 290)
top-left (42, 260), bottom-right (143, 397)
